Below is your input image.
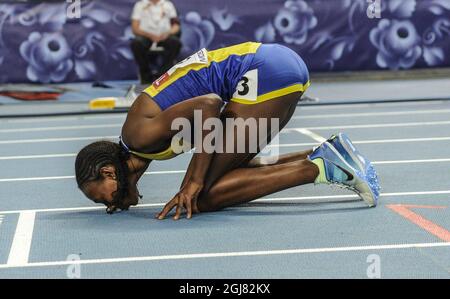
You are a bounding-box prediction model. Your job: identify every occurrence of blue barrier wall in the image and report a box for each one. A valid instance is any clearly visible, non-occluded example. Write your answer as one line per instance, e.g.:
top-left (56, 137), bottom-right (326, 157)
top-left (0, 0), bottom-right (449, 83)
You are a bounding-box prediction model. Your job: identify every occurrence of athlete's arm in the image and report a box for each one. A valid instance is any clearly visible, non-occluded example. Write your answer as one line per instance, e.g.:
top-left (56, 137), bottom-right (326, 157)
top-left (130, 93), bottom-right (223, 220)
top-left (129, 93), bottom-right (222, 154)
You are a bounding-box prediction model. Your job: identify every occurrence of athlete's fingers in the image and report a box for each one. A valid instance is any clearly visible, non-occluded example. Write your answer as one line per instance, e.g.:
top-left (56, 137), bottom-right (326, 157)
top-left (185, 195), bottom-right (193, 219)
top-left (159, 200), bottom-right (176, 219)
top-left (106, 205), bottom-right (117, 214)
top-left (173, 199), bottom-right (183, 220)
top-left (157, 197), bottom-right (177, 220)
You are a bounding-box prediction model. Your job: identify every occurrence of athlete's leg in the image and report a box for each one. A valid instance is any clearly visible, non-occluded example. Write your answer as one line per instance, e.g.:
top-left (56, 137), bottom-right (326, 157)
top-left (197, 92), bottom-right (315, 205)
top-left (179, 149), bottom-right (314, 192)
top-left (244, 101), bottom-right (312, 167)
top-left (245, 150), bottom-right (313, 168)
top-left (197, 158), bottom-right (317, 212)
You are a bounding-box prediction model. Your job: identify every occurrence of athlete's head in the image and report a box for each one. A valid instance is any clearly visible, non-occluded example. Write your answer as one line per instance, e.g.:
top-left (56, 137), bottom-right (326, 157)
top-left (75, 141), bottom-right (141, 213)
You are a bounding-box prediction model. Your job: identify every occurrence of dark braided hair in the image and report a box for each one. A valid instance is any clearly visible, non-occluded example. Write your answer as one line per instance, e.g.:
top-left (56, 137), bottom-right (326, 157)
top-left (75, 141), bottom-right (131, 205)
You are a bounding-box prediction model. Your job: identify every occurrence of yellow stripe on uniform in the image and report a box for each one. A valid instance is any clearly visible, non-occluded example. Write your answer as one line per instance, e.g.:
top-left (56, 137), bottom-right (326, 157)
top-left (231, 81), bottom-right (311, 105)
top-left (127, 135), bottom-right (185, 161)
top-left (143, 42), bottom-right (261, 98)
top-left (129, 147), bottom-right (177, 161)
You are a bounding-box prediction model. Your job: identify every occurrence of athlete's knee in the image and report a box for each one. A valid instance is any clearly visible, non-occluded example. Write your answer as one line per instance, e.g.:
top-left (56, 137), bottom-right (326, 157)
top-left (196, 195), bottom-right (219, 213)
top-left (196, 184), bottom-right (224, 212)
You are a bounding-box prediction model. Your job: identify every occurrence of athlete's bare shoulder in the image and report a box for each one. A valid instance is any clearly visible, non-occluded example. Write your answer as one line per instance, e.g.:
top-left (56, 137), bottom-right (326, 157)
top-left (132, 93), bottom-right (162, 118)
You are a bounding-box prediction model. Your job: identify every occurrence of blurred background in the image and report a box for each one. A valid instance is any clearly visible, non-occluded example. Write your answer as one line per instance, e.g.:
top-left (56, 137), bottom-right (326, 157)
top-left (0, 0), bottom-right (449, 115)
top-left (1, 1), bottom-right (450, 279)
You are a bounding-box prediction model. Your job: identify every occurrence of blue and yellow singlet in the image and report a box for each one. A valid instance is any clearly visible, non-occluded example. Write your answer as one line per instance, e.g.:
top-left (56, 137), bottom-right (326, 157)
top-left (123, 42), bottom-right (310, 160)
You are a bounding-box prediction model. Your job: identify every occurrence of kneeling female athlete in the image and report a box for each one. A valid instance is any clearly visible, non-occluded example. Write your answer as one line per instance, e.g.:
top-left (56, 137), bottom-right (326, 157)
top-left (75, 42), bottom-right (380, 220)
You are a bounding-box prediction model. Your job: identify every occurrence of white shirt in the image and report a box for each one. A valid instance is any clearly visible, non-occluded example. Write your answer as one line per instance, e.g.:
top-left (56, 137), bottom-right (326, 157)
top-left (131, 0), bottom-right (178, 36)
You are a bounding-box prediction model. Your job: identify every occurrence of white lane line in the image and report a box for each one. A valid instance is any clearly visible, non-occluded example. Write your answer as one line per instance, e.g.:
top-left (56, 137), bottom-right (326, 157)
top-left (0, 124), bottom-right (121, 133)
top-left (1, 158), bottom-right (449, 183)
top-left (1, 99), bottom-right (438, 125)
top-left (0, 214), bottom-right (4, 227)
top-left (269, 137), bottom-right (450, 148)
top-left (0, 175), bottom-right (75, 182)
top-left (3, 132), bottom-right (450, 148)
top-left (292, 108), bottom-right (450, 120)
top-left (0, 153), bottom-right (76, 160)
top-left (0, 110), bottom-right (425, 125)
top-left (295, 129), bottom-right (326, 142)
top-left (0, 241), bottom-right (449, 269)
top-left (0, 114), bottom-right (126, 124)
top-left (380, 190), bottom-right (450, 196)
top-left (268, 142), bottom-right (317, 148)
top-left (7, 211), bottom-right (36, 266)
top-left (373, 158), bottom-right (450, 165)
top-left (299, 101), bottom-right (448, 110)
top-left (0, 170), bottom-right (186, 182)
top-left (0, 102), bottom-right (444, 125)
top-left (354, 136), bottom-right (450, 144)
top-left (260, 190), bottom-right (450, 199)
top-left (143, 170), bottom-right (186, 175)
top-left (2, 136), bottom-right (450, 160)
top-left (1, 120), bottom-right (450, 143)
top-left (0, 203), bottom-right (164, 215)
top-left (0, 136), bottom-right (117, 145)
top-left (0, 190), bottom-right (449, 215)
top-left (0, 144), bottom-right (318, 159)
top-left (2, 108), bottom-right (449, 133)
top-left (2, 120), bottom-right (450, 145)
top-left (283, 120), bottom-right (450, 131)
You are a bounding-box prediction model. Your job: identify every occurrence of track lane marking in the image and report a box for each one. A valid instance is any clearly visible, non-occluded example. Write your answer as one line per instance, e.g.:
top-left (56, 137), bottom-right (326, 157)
top-left (0, 136), bottom-right (117, 145)
top-left (1, 120), bottom-right (450, 140)
top-left (0, 190), bottom-right (450, 215)
top-left (295, 129), bottom-right (326, 142)
top-left (2, 136), bottom-right (450, 159)
top-left (292, 108), bottom-right (450, 119)
top-left (6, 211), bottom-right (36, 266)
top-left (0, 114), bottom-right (126, 124)
top-left (0, 153), bottom-right (77, 160)
top-left (0, 124), bottom-right (121, 133)
top-left (1, 105), bottom-right (447, 124)
top-left (387, 205), bottom-right (450, 242)
top-left (284, 120), bottom-right (450, 132)
top-left (1, 157), bottom-right (450, 182)
top-left (0, 242), bottom-right (448, 269)
top-left (0, 170), bottom-right (186, 182)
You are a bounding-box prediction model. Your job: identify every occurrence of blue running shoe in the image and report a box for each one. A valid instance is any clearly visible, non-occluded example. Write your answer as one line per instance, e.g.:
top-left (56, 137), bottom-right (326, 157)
top-left (328, 133), bottom-right (380, 206)
top-left (308, 141), bottom-right (378, 207)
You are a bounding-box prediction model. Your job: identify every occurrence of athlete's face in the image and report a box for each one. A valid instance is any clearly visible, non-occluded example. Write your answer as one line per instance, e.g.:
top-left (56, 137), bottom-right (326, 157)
top-left (82, 165), bottom-right (140, 213)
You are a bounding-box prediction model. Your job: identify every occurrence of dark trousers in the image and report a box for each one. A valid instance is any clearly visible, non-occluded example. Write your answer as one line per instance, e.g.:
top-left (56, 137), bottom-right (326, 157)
top-left (130, 35), bottom-right (182, 84)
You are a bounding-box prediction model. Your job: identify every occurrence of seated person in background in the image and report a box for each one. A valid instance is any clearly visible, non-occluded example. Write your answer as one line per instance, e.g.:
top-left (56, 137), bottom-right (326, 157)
top-left (130, 0), bottom-right (182, 84)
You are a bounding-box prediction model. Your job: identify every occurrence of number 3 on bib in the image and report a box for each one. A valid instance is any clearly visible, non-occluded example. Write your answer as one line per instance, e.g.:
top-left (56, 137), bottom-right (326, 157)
top-left (233, 69), bottom-right (258, 102)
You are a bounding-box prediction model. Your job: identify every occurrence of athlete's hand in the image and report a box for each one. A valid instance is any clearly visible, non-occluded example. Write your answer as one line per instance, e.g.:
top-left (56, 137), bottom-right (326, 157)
top-left (156, 180), bottom-right (202, 220)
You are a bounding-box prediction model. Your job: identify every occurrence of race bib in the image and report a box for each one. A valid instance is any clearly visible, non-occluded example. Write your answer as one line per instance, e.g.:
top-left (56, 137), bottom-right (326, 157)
top-left (153, 48), bottom-right (209, 88)
top-left (167, 48), bottom-right (209, 75)
top-left (232, 69), bottom-right (258, 101)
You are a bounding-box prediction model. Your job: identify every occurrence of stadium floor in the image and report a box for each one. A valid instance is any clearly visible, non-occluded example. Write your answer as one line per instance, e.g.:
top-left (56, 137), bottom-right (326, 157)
top-left (0, 99), bottom-right (449, 278)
